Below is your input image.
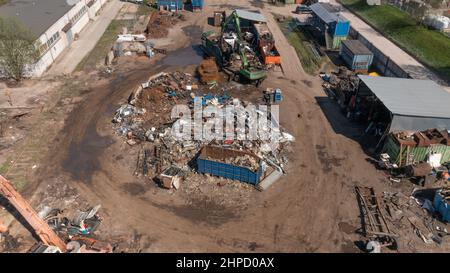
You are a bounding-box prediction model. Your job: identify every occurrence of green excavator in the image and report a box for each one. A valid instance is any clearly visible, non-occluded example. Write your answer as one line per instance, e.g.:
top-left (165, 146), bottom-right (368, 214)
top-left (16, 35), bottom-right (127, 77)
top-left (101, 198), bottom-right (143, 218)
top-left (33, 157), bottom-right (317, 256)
top-left (201, 10), bottom-right (266, 86)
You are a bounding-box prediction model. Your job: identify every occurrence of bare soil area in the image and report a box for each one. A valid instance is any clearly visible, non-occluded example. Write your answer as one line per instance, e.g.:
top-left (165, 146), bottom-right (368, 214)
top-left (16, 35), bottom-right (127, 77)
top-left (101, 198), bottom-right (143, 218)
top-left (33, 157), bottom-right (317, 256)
top-left (1, 0), bottom-right (449, 253)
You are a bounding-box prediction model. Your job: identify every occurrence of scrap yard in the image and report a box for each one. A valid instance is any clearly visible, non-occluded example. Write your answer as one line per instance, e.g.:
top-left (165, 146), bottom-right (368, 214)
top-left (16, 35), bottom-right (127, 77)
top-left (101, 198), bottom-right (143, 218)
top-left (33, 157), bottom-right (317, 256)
top-left (1, 0), bottom-right (450, 254)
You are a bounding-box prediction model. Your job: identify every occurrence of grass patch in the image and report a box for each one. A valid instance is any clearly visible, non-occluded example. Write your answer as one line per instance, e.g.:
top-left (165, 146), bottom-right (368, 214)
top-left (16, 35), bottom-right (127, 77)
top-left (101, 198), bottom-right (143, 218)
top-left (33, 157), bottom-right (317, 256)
top-left (276, 16), bottom-right (325, 74)
top-left (11, 177), bottom-right (27, 192)
top-left (341, 0), bottom-right (450, 81)
top-left (137, 3), bottom-right (156, 16)
top-left (0, 160), bottom-right (26, 191)
top-left (76, 19), bottom-right (134, 72)
top-left (0, 157), bottom-right (12, 174)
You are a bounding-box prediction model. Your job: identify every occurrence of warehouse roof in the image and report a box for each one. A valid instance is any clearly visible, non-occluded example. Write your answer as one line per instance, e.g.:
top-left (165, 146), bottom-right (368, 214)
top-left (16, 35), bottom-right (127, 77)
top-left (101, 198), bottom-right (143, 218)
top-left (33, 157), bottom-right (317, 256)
top-left (342, 40), bottom-right (372, 55)
top-left (0, 0), bottom-right (75, 37)
top-left (310, 3), bottom-right (338, 24)
top-left (235, 9), bottom-right (267, 23)
top-left (358, 75), bottom-right (450, 118)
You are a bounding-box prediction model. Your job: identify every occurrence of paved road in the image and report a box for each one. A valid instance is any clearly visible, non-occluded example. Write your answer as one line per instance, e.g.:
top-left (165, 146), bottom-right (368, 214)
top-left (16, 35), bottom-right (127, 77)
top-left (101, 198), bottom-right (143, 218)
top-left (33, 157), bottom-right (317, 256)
top-left (261, 8), bottom-right (307, 81)
top-left (46, 0), bottom-right (125, 76)
top-left (329, 0), bottom-right (442, 83)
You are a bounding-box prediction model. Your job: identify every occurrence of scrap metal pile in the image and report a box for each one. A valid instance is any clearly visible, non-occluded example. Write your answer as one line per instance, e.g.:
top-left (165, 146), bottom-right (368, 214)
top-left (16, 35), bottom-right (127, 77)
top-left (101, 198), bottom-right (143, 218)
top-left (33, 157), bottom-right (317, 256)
top-left (321, 66), bottom-right (359, 105)
top-left (225, 31), bottom-right (266, 72)
top-left (146, 11), bottom-right (183, 39)
top-left (207, 154), bottom-right (260, 172)
top-left (112, 72), bottom-right (295, 186)
top-left (198, 58), bottom-right (220, 84)
top-left (39, 205), bottom-right (103, 241)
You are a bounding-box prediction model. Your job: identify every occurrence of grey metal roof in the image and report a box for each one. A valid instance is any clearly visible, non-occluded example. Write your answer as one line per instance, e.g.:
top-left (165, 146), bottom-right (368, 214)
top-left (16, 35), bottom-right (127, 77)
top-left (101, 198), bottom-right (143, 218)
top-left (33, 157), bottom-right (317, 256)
top-left (358, 75), bottom-right (450, 118)
top-left (310, 3), bottom-right (338, 24)
top-left (235, 9), bottom-right (267, 23)
top-left (0, 0), bottom-right (76, 37)
top-left (342, 40), bottom-right (372, 55)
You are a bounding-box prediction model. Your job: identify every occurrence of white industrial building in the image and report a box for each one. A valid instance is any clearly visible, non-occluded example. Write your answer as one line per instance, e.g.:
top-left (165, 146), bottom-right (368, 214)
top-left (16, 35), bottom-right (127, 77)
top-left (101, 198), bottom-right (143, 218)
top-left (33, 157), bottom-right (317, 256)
top-left (0, 0), bottom-right (107, 77)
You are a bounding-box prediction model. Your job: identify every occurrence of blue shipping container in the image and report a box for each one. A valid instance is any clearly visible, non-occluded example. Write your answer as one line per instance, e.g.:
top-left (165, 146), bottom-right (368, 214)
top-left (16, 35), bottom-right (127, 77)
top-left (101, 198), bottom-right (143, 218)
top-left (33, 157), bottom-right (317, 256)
top-left (434, 190), bottom-right (450, 222)
top-left (197, 146), bottom-right (262, 185)
top-left (192, 0), bottom-right (204, 8)
top-left (157, 0), bottom-right (183, 11)
top-left (334, 20), bottom-right (350, 37)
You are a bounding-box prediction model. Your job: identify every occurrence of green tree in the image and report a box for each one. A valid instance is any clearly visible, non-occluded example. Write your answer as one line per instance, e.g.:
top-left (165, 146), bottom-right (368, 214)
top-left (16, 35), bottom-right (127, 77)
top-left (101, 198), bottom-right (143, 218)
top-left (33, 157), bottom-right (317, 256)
top-left (0, 17), bottom-right (40, 81)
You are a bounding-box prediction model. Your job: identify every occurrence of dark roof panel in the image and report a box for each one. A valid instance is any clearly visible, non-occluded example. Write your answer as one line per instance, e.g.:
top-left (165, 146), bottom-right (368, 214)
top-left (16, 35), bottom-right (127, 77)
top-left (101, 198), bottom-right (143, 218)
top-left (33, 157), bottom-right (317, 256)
top-left (342, 40), bottom-right (372, 55)
top-left (358, 75), bottom-right (450, 118)
top-left (0, 0), bottom-right (75, 37)
top-left (235, 9), bottom-right (267, 23)
top-left (310, 3), bottom-right (338, 24)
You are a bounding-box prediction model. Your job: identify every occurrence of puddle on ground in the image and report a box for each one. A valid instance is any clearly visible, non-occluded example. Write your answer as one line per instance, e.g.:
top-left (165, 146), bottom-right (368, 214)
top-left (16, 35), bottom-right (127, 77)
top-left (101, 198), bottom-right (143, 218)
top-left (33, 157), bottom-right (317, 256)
top-left (338, 221), bottom-right (356, 235)
top-left (62, 118), bottom-right (114, 183)
top-left (315, 144), bottom-right (346, 173)
top-left (157, 25), bottom-right (204, 67)
top-left (150, 196), bottom-right (237, 226)
top-left (122, 183), bottom-right (146, 196)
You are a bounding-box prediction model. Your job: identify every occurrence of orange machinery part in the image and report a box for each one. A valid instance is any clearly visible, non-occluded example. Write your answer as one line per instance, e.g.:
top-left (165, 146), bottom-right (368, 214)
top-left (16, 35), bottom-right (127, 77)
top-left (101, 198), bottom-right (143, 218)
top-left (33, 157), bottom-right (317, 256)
top-left (260, 45), bottom-right (281, 65)
top-left (0, 175), bottom-right (67, 252)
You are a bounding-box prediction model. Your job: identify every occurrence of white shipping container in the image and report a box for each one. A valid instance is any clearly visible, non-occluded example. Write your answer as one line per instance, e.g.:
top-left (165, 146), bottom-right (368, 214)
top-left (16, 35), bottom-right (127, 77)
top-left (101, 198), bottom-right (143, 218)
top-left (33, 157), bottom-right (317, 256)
top-left (425, 15), bottom-right (450, 31)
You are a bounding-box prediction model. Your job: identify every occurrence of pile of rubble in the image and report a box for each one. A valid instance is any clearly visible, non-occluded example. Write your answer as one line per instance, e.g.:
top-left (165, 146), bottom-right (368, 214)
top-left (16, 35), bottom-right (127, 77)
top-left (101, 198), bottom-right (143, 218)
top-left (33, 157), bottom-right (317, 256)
top-left (112, 32), bottom-right (167, 60)
top-left (321, 66), bottom-right (359, 103)
top-left (38, 205), bottom-right (103, 240)
top-left (30, 180), bottom-right (112, 253)
top-left (210, 154), bottom-right (260, 172)
top-left (146, 11), bottom-right (182, 39)
top-left (112, 72), bottom-right (295, 188)
top-left (198, 58), bottom-right (220, 84)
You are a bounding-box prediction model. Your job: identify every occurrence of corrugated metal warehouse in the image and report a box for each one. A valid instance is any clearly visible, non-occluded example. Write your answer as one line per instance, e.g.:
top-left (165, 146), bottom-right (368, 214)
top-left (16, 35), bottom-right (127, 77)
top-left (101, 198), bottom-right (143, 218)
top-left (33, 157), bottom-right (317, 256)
top-left (356, 75), bottom-right (450, 133)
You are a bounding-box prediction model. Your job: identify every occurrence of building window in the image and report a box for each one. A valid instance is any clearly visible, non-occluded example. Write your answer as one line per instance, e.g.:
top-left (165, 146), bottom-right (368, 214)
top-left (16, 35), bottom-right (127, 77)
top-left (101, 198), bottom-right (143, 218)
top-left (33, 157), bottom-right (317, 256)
top-left (38, 42), bottom-right (49, 56)
top-left (70, 6), bottom-right (87, 25)
top-left (87, 0), bottom-right (97, 8)
top-left (46, 32), bottom-right (60, 48)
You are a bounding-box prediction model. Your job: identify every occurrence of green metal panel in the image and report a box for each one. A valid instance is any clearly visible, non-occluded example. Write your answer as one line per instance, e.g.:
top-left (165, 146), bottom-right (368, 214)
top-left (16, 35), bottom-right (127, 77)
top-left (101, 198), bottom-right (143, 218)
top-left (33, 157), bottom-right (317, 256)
top-left (332, 35), bottom-right (347, 50)
top-left (239, 69), bottom-right (266, 80)
top-left (382, 136), bottom-right (400, 162)
top-left (382, 135), bottom-right (450, 167)
top-left (284, 0), bottom-right (295, 3)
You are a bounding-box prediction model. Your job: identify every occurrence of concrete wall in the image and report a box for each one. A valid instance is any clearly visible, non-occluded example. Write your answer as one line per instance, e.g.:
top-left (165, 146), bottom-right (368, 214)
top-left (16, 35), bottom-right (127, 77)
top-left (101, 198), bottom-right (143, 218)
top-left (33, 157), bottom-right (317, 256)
top-left (348, 26), bottom-right (410, 78)
top-left (27, 0), bottom-right (106, 77)
top-left (67, 2), bottom-right (90, 36)
top-left (87, 0), bottom-right (103, 19)
top-left (31, 13), bottom-right (72, 76)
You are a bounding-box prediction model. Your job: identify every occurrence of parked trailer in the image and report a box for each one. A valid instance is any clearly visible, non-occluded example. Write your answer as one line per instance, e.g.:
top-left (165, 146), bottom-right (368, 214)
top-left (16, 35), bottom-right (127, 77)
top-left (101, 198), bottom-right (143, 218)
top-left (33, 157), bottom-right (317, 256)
top-left (252, 23), bottom-right (281, 65)
top-left (253, 23), bottom-right (273, 47)
top-left (197, 146), bottom-right (263, 185)
top-left (340, 39), bottom-right (373, 73)
top-left (260, 44), bottom-right (281, 65)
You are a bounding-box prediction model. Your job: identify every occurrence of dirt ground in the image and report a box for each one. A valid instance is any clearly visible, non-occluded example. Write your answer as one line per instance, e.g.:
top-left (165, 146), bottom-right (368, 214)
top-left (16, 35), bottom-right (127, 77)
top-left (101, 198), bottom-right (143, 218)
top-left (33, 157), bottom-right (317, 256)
top-left (1, 0), bottom-right (449, 253)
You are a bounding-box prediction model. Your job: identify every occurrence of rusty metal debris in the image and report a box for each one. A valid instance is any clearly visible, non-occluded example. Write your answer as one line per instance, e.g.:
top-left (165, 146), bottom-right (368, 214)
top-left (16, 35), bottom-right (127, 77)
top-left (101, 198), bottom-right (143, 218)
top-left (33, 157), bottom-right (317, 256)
top-left (112, 72), bottom-right (294, 189)
top-left (146, 11), bottom-right (183, 39)
top-left (355, 186), bottom-right (400, 252)
top-left (321, 66), bottom-right (359, 107)
top-left (198, 58), bottom-right (220, 84)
